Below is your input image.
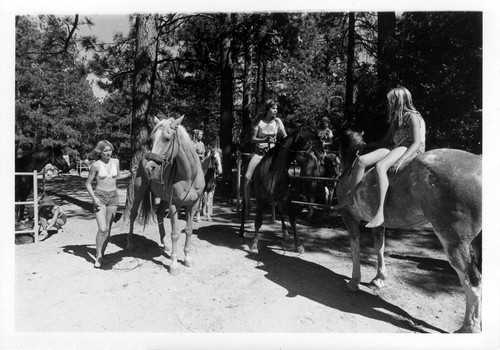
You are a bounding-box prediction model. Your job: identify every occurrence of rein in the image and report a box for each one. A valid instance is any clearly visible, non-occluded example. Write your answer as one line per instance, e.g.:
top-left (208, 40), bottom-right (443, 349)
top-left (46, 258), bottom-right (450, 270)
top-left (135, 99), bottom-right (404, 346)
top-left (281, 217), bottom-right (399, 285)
top-left (145, 125), bottom-right (199, 206)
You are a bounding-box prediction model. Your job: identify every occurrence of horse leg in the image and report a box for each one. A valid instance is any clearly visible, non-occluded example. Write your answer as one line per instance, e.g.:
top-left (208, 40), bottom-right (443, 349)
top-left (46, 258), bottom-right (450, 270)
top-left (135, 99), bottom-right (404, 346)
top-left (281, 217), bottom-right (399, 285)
top-left (284, 198), bottom-right (304, 254)
top-left (207, 189), bottom-right (214, 221)
top-left (275, 202), bottom-right (289, 241)
top-left (126, 175), bottom-right (149, 252)
top-left (342, 210), bottom-right (362, 291)
top-left (239, 193), bottom-right (247, 237)
top-left (156, 200), bottom-right (169, 249)
top-left (250, 198), bottom-right (264, 253)
top-left (183, 203), bottom-right (197, 268)
top-left (168, 204), bottom-right (181, 275)
top-left (370, 226), bottom-right (387, 289)
top-left (434, 230), bottom-right (481, 333)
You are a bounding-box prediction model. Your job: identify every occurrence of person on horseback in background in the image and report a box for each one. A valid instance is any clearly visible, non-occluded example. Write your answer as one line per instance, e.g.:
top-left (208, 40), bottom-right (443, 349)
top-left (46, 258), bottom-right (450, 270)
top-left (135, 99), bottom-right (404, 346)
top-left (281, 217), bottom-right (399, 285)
top-left (318, 116), bottom-right (334, 151)
top-left (243, 99), bottom-right (287, 217)
top-left (192, 129), bottom-right (206, 162)
top-left (334, 86), bottom-right (426, 227)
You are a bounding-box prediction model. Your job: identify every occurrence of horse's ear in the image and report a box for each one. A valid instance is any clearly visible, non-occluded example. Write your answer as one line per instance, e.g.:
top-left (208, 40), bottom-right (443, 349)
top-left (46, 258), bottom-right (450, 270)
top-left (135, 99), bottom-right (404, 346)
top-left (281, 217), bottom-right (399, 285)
top-left (360, 130), bottom-right (365, 136)
top-left (154, 116), bottom-right (161, 125)
top-left (173, 115), bottom-right (185, 128)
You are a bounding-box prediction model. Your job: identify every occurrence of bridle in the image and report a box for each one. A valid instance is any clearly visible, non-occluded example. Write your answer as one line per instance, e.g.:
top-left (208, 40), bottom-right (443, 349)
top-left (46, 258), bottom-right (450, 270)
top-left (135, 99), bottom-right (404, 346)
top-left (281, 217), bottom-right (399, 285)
top-left (144, 124), bottom-right (179, 187)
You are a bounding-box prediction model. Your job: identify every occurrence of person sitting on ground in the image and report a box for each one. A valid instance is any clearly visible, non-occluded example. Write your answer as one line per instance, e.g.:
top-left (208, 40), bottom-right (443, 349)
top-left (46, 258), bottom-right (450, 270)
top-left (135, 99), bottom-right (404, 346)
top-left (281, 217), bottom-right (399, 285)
top-left (38, 197), bottom-right (66, 239)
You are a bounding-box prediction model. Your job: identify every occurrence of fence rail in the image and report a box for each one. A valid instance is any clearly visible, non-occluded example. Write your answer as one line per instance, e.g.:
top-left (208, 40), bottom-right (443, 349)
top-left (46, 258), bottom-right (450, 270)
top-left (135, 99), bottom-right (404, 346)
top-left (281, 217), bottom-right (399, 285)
top-left (15, 171), bottom-right (40, 243)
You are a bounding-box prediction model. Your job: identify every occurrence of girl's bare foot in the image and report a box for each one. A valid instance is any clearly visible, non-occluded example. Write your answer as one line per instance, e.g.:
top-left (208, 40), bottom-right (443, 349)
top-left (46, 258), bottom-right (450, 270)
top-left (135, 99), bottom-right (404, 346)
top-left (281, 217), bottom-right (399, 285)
top-left (366, 214), bottom-right (384, 228)
top-left (94, 257), bottom-right (102, 269)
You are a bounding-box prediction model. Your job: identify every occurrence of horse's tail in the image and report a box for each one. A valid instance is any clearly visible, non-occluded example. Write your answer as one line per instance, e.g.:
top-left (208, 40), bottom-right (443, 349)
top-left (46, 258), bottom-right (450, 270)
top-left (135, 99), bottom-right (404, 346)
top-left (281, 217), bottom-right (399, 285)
top-left (471, 230), bottom-right (482, 274)
top-left (140, 186), bottom-right (156, 229)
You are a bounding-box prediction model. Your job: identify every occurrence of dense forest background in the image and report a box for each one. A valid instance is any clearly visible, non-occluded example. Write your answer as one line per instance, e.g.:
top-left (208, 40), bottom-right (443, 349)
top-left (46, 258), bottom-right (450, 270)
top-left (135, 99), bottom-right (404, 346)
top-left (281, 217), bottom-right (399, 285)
top-left (15, 12), bottom-right (482, 198)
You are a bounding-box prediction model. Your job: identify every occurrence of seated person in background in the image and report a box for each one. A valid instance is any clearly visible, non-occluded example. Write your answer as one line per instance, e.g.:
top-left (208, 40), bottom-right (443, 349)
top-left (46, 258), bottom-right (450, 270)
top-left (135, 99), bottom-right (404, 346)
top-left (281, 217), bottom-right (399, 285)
top-left (38, 197), bottom-right (66, 239)
top-left (318, 116), bottom-right (334, 150)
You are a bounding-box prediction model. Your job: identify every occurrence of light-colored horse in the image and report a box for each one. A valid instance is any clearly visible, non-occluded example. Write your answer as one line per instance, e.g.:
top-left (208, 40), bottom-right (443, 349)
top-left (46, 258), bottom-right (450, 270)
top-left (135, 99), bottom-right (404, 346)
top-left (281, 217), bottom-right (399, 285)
top-left (126, 116), bottom-right (205, 275)
top-left (198, 148), bottom-right (222, 221)
top-left (336, 129), bottom-right (482, 333)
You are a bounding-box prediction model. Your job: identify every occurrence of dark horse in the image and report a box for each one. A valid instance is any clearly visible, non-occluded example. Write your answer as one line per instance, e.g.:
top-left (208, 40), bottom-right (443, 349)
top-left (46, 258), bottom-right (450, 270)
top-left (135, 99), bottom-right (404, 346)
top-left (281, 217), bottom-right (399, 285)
top-left (126, 116), bottom-right (205, 275)
top-left (335, 129), bottom-right (482, 333)
top-left (15, 146), bottom-right (70, 221)
top-left (297, 151), bottom-right (340, 219)
top-left (239, 127), bottom-right (325, 253)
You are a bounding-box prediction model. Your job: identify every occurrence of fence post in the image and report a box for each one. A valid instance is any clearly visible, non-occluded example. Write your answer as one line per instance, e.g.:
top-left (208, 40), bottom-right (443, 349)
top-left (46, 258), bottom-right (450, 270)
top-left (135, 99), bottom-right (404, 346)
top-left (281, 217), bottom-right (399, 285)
top-left (33, 171), bottom-right (39, 244)
top-left (236, 151), bottom-right (241, 213)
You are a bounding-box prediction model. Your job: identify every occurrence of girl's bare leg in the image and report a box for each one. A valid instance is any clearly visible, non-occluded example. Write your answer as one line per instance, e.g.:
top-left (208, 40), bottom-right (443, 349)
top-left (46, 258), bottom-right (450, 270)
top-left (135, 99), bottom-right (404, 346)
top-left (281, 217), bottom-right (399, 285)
top-left (366, 147), bottom-right (407, 227)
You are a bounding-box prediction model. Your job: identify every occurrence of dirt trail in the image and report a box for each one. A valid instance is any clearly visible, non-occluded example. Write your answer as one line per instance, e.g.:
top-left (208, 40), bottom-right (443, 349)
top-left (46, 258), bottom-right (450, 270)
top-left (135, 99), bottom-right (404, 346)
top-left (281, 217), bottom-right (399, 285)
top-left (13, 174), bottom-right (466, 336)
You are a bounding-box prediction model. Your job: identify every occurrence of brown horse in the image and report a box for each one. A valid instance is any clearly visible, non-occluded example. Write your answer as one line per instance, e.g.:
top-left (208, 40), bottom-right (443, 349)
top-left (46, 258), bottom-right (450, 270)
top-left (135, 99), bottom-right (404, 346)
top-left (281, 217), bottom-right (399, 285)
top-left (239, 127), bottom-right (325, 253)
top-left (297, 151), bottom-right (340, 219)
top-left (126, 116), bottom-right (205, 275)
top-left (335, 129), bottom-right (482, 333)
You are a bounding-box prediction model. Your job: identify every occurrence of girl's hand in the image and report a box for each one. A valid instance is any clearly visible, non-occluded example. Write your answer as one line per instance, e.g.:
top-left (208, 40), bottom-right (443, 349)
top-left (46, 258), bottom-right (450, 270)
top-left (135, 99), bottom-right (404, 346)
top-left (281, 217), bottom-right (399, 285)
top-left (93, 198), bottom-right (101, 207)
top-left (388, 160), bottom-right (404, 175)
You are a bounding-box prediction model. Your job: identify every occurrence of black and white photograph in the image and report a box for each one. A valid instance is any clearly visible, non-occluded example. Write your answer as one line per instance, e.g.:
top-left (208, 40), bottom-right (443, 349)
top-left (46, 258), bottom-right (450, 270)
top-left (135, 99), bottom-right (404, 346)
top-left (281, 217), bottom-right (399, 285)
top-left (1, 0), bottom-right (499, 349)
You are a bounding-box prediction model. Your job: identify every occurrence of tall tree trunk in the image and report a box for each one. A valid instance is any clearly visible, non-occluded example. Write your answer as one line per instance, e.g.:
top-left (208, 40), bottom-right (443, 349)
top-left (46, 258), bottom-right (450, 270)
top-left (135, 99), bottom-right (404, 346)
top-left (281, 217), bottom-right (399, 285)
top-left (377, 12), bottom-right (396, 94)
top-left (241, 33), bottom-right (253, 152)
top-left (123, 14), bottom-right (158, 222)
top-left (219, 14), bottom-right (235, 198)
top-left (345, 12), bottom-right (355, 124)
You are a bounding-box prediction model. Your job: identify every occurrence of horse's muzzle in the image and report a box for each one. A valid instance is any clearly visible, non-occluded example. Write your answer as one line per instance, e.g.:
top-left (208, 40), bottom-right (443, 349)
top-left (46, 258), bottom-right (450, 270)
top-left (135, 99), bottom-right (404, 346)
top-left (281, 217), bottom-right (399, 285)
top-left (144, 152), bottom-right (163, 165)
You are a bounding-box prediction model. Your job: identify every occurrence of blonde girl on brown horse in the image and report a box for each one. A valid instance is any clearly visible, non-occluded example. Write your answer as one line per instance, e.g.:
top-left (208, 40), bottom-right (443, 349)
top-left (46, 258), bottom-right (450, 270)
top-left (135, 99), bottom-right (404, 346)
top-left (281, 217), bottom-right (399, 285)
top-left (335, 86), bottom-right (426, 228)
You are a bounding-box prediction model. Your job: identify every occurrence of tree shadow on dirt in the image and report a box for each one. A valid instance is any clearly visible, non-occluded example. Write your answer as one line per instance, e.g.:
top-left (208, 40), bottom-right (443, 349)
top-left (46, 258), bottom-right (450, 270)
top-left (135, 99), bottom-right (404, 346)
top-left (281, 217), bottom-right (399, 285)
top-left (252, 245), bottom-right (447, 333)
top-left (61, 233), bottom-right (173, 271)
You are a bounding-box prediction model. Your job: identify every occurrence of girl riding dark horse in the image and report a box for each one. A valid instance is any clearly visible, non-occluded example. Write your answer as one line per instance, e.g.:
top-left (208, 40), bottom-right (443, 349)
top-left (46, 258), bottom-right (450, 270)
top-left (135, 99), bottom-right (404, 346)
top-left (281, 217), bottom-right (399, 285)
top-left (239, 126), bottom-right (325, 253)
top-left (198, 148), bottom-right (222, 221)
top-left (335, 129), bottom-right (482, 333)
top-left (15, 146), bottom-right (70, 221)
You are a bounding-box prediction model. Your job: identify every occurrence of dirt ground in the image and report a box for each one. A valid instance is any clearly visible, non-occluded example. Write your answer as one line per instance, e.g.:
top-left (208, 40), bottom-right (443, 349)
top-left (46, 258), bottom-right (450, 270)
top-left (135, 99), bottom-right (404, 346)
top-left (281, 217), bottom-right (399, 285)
top-left (10, 173), bottom-right (473, 341)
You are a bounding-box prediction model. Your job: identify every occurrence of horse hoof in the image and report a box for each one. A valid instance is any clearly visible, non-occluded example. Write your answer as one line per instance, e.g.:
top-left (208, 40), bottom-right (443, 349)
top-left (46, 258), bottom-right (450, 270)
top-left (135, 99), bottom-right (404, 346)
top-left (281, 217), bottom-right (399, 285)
top-left (250, 243), bottom-right (259, 253)
top-left (296, 245), bottom-right (305, 254)
top-left (184, 257), bottom-right (195, 268)
top-left (346, 280), bottom-right (360, 292)
top-left (454, 325), bottom-right (480, 333)
top-left (370, 278), bottom-right (385, 289)
top-left (169, 265), bottom-right (181, 275)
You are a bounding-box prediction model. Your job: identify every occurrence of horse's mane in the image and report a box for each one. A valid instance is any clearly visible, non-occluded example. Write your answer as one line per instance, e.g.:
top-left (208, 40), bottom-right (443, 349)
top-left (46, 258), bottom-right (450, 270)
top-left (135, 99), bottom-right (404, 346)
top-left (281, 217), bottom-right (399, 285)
top-left (339, 129), bottom-right (366, 174)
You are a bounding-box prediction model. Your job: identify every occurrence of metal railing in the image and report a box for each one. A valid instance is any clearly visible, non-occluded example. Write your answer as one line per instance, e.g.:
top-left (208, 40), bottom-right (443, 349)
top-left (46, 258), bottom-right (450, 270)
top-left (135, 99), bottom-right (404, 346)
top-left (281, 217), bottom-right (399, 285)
top-left (14, 171), bottom-right (40, 244)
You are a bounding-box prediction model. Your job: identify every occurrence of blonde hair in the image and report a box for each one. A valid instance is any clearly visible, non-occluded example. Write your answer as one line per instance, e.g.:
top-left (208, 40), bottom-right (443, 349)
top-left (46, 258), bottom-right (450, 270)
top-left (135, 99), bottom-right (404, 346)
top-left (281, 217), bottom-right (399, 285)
top-left (91, 140), bottom-right (114, 159)
top-left (387, 86), bottom-right (418, 127)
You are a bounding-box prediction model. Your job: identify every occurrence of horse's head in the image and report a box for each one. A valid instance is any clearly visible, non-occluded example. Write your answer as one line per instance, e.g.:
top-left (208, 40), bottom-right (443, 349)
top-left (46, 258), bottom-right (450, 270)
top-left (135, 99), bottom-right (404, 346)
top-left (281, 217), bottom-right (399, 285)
top-left (290, 125), bottom-right (326, 161)
top-left (50, 147), bottom-right (71, 173)
top-left (144, 116), bottom-right (184, 178)
top-left (209, 148), bottom-right (223, 175)
top-left (338, 128), bottom-right (366, 174)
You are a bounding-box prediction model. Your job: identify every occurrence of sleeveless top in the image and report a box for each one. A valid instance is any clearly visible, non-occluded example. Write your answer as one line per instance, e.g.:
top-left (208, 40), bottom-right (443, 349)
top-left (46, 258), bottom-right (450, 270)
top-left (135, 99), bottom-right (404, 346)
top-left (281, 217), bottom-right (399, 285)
top-left (97, 159), bottom-right (118, 180)
top-left (392, 112), bottom-right (426, 154)
top-left (254, 118), bottom-right (285, 154)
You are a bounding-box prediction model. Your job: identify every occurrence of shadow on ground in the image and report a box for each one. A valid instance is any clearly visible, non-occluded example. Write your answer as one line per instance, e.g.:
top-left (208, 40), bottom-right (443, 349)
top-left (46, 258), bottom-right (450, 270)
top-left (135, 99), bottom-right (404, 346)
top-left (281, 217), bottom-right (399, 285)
top-left (253, 245), bottom-right (447, 333)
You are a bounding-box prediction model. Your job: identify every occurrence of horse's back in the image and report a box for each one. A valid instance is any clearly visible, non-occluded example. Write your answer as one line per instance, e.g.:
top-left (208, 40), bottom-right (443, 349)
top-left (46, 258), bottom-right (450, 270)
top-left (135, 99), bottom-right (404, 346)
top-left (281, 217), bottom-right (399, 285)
top-left (408, 149), bottom-right (481, 233)
top-left (356, 149), bottom-right (481, 231)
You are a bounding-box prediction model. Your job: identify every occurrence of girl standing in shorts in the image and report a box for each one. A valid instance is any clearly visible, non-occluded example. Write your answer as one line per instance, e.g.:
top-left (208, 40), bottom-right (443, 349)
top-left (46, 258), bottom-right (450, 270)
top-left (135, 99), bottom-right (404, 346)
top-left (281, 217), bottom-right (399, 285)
top-left (85, 140), bottom-right (120, 268)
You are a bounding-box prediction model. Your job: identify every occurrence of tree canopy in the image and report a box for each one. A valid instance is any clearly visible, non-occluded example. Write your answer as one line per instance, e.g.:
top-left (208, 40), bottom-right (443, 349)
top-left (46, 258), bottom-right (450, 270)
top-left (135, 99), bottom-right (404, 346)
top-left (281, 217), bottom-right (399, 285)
top-left (15, 11), bottom-right (482, 173)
